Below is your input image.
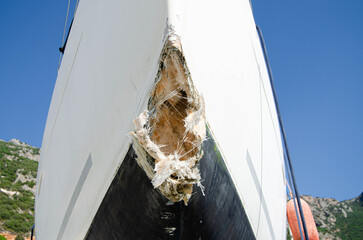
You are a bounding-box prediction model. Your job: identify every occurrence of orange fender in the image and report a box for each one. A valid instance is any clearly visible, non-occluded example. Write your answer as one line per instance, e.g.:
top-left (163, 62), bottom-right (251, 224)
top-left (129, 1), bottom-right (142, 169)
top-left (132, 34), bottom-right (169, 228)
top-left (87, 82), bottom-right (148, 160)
top-left (287, 198), bottom-right (319, 240)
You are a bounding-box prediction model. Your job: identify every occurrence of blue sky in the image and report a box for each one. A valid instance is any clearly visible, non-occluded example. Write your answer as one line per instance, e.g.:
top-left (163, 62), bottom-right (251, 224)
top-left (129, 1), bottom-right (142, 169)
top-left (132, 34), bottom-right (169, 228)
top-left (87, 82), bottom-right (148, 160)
top-left (0, 0), bottom-right (362, 201)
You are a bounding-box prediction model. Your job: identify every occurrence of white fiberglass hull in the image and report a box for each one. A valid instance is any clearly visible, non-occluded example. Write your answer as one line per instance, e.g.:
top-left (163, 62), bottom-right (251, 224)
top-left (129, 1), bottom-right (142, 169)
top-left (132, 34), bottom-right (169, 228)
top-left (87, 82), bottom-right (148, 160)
top-left (35, 0), bottom-right (286, 239)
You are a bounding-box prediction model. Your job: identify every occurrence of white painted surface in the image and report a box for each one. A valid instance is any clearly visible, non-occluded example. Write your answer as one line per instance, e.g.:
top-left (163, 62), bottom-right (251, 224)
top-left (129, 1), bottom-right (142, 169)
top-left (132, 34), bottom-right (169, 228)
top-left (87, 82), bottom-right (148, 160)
top-left (36, 1), bottom-right (168, 239)
top-left (168, 0), bottom-right (286, 239)
top-left (36, 0), bottom-right (286, 239)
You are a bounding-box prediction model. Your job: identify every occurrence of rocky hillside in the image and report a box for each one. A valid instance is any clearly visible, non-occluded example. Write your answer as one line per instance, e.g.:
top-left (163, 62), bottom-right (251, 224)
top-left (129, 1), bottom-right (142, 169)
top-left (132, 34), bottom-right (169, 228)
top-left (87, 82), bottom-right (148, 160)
top-left (0, 139), bottom-right (39, 239)
top-left (302, 193), bottom-right (363, 240)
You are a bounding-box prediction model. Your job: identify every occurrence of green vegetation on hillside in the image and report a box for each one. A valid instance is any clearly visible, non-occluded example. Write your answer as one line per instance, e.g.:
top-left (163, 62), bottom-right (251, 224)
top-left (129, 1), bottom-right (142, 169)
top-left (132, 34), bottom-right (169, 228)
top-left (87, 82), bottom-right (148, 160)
top-left (304, 193), bottom-right (363, 240)
top-left (286, 227), bottom-right (292, 240)
top-left (0, 140), bottom-right (38, 234)
top-left (334, 200), bottom-right (363, 240)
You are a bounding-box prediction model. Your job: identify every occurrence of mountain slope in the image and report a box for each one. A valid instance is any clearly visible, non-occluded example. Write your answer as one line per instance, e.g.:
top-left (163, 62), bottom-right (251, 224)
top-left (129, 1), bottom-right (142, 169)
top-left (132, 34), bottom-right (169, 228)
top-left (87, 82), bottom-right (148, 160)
top-left (302, 193), bottom-right (363, 240)
top-left (0, 139), bottom-right (39, 238)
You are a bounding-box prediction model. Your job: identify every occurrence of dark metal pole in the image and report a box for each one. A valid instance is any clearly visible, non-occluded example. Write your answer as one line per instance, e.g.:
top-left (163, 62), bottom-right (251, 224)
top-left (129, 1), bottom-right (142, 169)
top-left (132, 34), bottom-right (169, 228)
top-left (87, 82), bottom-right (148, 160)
top-left (284, 155), bottom-right (304, 239)
top-left (59, 18), bottom-right (74, 54)
top-left (31, 224), bottom-right (35, 240)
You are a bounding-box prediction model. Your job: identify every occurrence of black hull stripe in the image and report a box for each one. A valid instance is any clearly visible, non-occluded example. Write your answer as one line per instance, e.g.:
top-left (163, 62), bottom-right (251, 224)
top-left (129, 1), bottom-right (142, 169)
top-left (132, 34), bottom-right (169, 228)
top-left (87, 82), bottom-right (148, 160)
top-left (85, 129), bottom-right (255, 240)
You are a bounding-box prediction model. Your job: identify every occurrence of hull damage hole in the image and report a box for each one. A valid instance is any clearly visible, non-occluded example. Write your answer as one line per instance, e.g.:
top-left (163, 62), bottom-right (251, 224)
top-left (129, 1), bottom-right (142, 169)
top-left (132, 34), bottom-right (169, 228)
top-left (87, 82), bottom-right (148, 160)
top-left (132, 35), bottom-right (206, 205)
